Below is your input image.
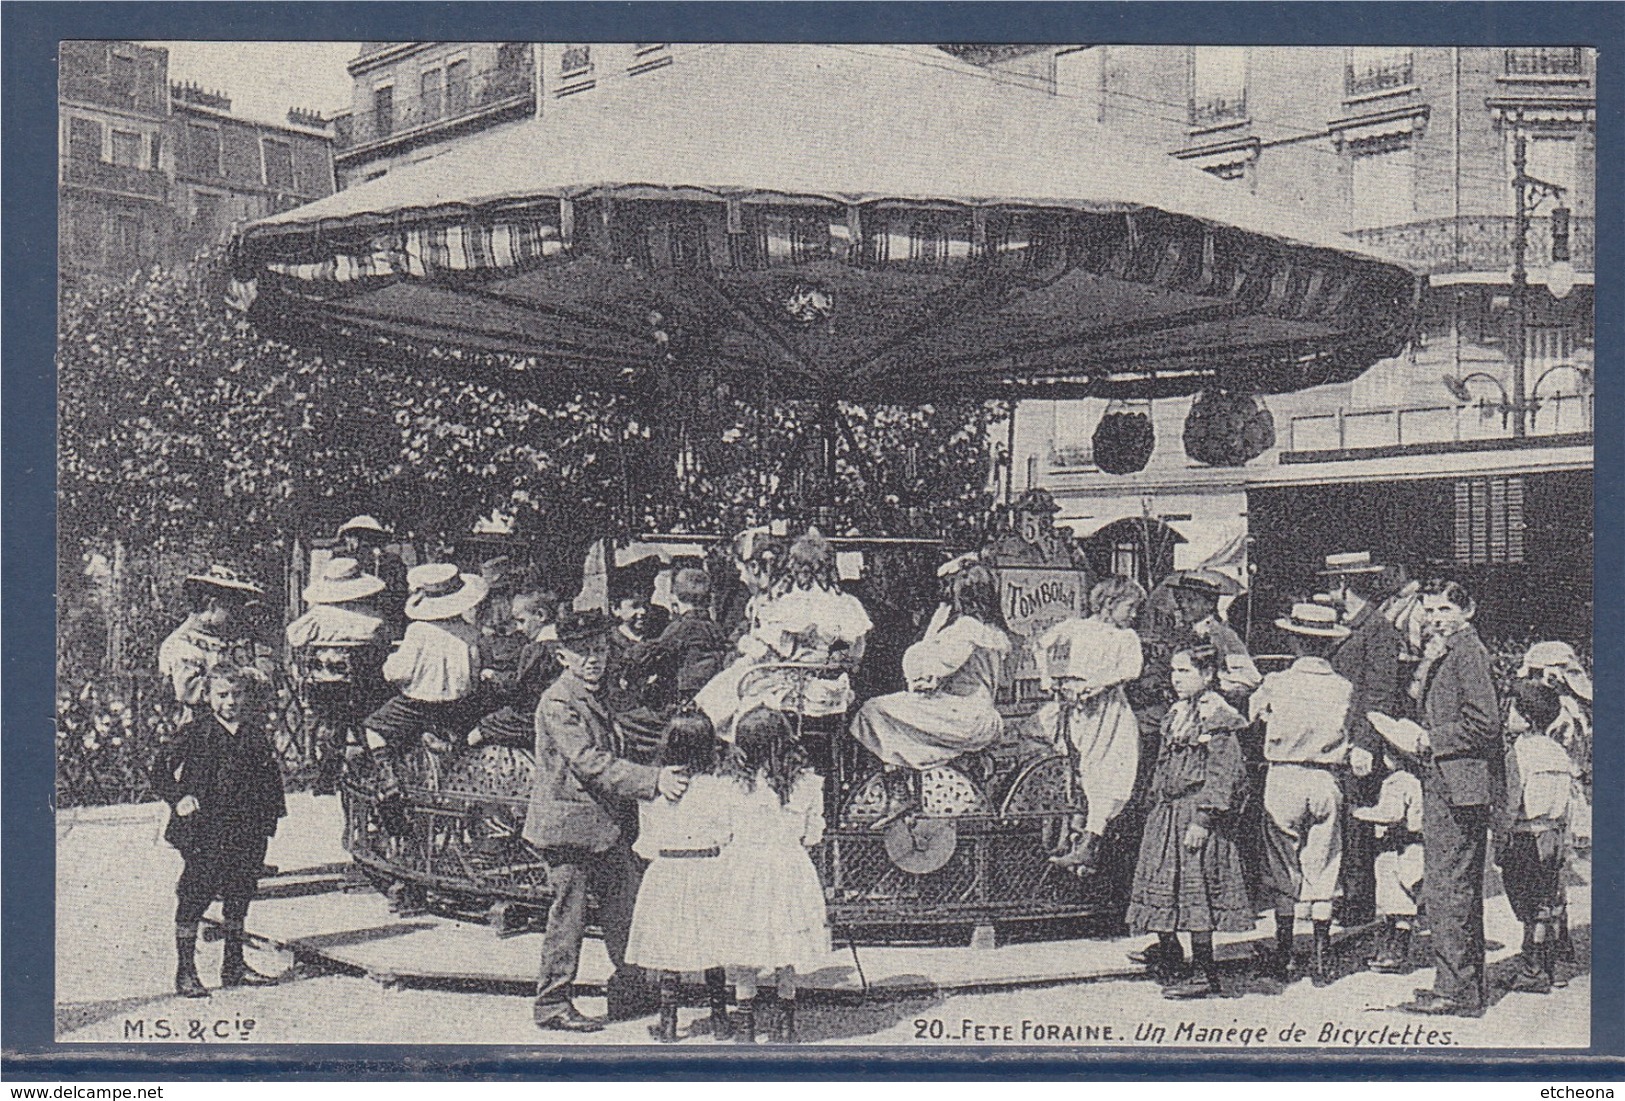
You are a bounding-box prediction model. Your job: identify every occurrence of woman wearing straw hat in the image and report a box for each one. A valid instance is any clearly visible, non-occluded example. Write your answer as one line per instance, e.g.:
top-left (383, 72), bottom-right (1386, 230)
top-left (359, 564), bottom-right (489, 837)
top-left (285, 558), bottom-right (389, 794)
top-left (1248, 601), bottom-right (1355, 988)
top-left (158, 565), bottom-right (266, 722)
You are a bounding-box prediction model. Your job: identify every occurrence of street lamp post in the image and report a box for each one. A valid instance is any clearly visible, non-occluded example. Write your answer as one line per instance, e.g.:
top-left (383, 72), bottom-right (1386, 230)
top-left (1508, 131), bottom-right (1572, 438)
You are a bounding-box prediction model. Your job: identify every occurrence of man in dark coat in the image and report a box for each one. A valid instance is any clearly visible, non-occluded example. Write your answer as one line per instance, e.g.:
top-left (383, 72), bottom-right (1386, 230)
top-left (524, 609), bottom-right (689, 1032)
top-left (1399, 580), bottom-right (1502, 1018)
top-left (1321, 551), bottom-right (1405, 927)
top-left (157, 664), bottom-right (287, 997)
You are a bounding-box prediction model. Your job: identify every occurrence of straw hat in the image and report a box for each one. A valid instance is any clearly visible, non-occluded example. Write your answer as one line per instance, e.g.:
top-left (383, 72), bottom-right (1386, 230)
top-left (1274, 601), bottom-right (1351, 639)
top-left (303, 557), bottom-right (386, 605)
top-left (404, 563), bottom-right (489, 621)
top-left (183, 564), bottom-right (264, 599)
top-left (1317, 550), bottom-right (1387, 576)
top-left (1518, 640), bottom-right (1592, 702)
top-left (337, 514), bottom-right (391, 540)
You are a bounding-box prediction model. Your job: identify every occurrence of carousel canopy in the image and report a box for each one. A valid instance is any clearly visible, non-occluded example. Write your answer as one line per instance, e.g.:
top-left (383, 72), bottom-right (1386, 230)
top-left (232, 44), bottom-right (1424, 402)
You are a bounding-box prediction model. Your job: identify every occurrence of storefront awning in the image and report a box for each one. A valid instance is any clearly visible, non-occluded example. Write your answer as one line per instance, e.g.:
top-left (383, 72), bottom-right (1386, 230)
top-left (231, 44), bottom-right (1424, 404)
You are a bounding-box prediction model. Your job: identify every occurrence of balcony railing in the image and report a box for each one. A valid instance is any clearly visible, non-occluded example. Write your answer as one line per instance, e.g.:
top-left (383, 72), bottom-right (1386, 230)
top-left (1190, 93), bottom-right (1247, 128)
top-left (1346, 56), bottom-right (1414, 96)
top-left (335, 60), bottom-right (535, 153)
top-left (1287, 395), bottom-right (1593, 454)
top-left (59, 157), bottom-right (168, 200)
top-left (1347, 215), bottom-right (1594, 275)
top-left (1504, 47), bottom-right (1583, 77)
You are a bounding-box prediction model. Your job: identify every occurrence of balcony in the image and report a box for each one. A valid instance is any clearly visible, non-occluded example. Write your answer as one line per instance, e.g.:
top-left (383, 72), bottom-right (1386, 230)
top-left (1504, 47), bottom-right (1583, 77)
top-left (1286, 395), bottom-right (1592, 455)
top-left (1347, 215), bottom-right (1594, 276)
top-left (1345, 57), bottom-right (1414, 97)
top-left (1190, 93), bottom-right (1247, 129)
top-left (334, 60), bottom-right (534, 156)
top-left (59, 157), bottom-right (168, 200)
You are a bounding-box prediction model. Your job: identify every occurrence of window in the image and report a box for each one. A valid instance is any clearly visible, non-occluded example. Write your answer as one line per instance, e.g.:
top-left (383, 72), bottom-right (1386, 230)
top-left (186, 123), bottom-right (221, 177)
top-left (1351, 142), bottom-right (1416, 229)
top-left (497, 43), bottom-right (528, 69)
top-left (68, 117), bottom-right (103, 162)
top-left (420, 68), bottom-right (443, 121)
top-left (110, 130), bottom-right (142, 168)
top-left (561, 44), bottom-right (592, 77)
top-left (1190, 47), bottom-right (1246, 127)
top-left (1512, 134), bottom-right (1577, 213)
top-left (109, 52), bottom-right (139, 107)
top-left (112, 212), bottom-right (143, 264)
top-left (1504, 47), bottom-right (1582, 77)
top-left (1111, 541), bottom-right (1141, 581)
top-left (446, 58), bottom-right (470, 113)
top-left (192, 191), bottom-right (224, 234)
top-left (373, 85), bottom-right (394, 137)
top-left (1346, 47), bottom-right (1414, 96)
top-left (262, 138), bottom-right (294, 190)
top-left (1454, 476), bottom-right (1525, 565)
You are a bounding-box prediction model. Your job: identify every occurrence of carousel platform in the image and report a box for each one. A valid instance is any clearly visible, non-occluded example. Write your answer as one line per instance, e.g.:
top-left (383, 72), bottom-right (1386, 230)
top-left (191, 796), bottom-right (1375, 998)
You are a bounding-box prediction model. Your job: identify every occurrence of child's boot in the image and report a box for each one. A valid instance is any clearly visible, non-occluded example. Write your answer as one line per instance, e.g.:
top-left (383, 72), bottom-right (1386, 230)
top-left (1373, 921), bottom-right (1413, 974)
top-left (220, 919), bottom-right (279, 988)
top-left (734, 998), bottom-right (756, 1044)
top-left (368, 746), bottom-right (411, 838)
top-left (1310, 919), bottom-right (1334, 986)
top-left (1148, 933), bottom-right (1186, 984)
top-left (648, 972), bottom-right (680, 1043)
top-left (1164, 935), bottom-right (1218, 1000)
top-left (175, 922), bottom-right (209, 998)
top-left (773, 1000), bottom-right (798, 1044)
top-left (705, 967), bottom-right (733, 1040)
top-left (1265, 915), bottom-right (1297, 982)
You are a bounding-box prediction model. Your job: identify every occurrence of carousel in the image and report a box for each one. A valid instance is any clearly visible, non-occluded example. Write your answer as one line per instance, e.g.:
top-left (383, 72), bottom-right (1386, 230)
top-left (230, 44), bottom-right (1422, 944)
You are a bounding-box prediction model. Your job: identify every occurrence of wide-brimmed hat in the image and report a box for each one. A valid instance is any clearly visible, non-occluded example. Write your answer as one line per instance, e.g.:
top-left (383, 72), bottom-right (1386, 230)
top-left (554, 607), bottom-right (613, 646)
top-left (1167, 569), bottom-right (1242, 598)
top-left (337, 514), bottom-right (391, 540)
top-left (733, 521), bottom-right (789, 564)
top-left (1518, 640), bottom-right (1592, 702)
top-left (1013, 487), bottom-right (1061, 514)
top-left (1317, 550), bottom-right (1387, 576)
top-left (1275, 601), bottom-right (1351, 639)
top-left (183, 564), bottom-right (265, 600)
top-left (303, 557), bottom-right (385, 606)
top-left (404, 563), bottom-right (489, 621)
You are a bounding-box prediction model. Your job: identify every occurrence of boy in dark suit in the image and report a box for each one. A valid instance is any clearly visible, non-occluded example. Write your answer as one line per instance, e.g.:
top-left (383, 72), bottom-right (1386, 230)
top-left (157, 664), bottom-right (287, 997)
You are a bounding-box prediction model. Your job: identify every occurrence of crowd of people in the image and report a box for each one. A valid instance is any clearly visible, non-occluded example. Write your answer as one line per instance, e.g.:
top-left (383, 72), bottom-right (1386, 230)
top-left (149, 512), bottom-right (1593, 1039)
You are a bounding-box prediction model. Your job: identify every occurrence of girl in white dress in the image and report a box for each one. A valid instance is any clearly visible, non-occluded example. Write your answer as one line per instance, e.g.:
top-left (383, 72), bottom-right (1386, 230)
top-left (713, 721), bottom-right (830, 1044)
top-left (696, 529), bottom-right (872, 739)
top-left (1034, 575), bottom-right (1147, 874)
top-left (850, 562), bottom-right (1011, 777)
top-left (625, 715), bottom-right (734, 1043)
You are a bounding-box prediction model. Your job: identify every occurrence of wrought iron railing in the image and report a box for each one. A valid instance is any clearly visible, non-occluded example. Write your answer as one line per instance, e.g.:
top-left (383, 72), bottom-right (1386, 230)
top-left (334, 60), bottom-right (535, 152)
top-left (60, 157), bottom-right (169, 200)
top-left (1346, 56), bottom-right (1414, 96)
top-left (1504, 47), bottom-right (1584, 77)
top-left (1287, 394), bottom-right (1593, 453)
top-left (1190, 93), bottom-right (1247, 128)
top-left (1347, 215), bottom-right (1595, 274)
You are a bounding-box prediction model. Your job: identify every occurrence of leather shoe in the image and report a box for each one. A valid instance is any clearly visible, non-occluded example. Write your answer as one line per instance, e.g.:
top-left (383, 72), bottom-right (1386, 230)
top-left (1398, 993), bottom-right (1484, 1018)
top-left (534, 1004), bottom-right (605, 1033)
top-left (222, 964), bottom-right (281, 989)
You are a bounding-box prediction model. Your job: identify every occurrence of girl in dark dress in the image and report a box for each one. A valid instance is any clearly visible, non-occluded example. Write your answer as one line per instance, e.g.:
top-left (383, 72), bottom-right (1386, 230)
top-left (1125, 646), bottom-right (1254, 999)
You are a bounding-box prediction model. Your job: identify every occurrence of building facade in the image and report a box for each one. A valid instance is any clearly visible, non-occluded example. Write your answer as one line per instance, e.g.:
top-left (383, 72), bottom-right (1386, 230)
top-left (985, 46), bottom-right (1595, 644)
top-left (59, 41), bottom-right (336, 280)
top-left (329, 43), bottom-right (677, 188)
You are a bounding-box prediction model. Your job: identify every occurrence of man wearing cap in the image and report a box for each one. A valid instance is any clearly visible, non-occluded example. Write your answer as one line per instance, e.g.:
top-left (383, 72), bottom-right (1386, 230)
top-left (286, 558), bottom-right (389, 794)
top-left (158, 565), bottom-right (266, 721)
top-left (1166, 571), bottom-right (1261, 707)
top-left (1321, 551), bottom-right (1404, 927)
top-left (1249, 602), bottom-right (1356, 986)
top-left (360, 564), bottom-right (489, 836)
top-left (526, 608), bottom-right (689, 1033)
top-left (337, 515), bottom-right (409, 637)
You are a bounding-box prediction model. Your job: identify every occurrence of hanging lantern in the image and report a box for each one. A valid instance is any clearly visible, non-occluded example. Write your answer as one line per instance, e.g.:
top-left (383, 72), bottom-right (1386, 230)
top-left (1182, 388), bottom-right (1276, 467)
top-left (1091, 399), bottom-right (1155, 475)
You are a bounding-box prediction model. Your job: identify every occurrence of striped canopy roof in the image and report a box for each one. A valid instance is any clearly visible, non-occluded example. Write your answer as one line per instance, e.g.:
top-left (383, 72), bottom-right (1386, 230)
top-left (231, 44), bottom-right (1423, 402)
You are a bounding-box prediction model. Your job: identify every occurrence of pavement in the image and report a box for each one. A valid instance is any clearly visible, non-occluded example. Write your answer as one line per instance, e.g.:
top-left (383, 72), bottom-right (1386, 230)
top-left (55, 794), bottom-right (1591, 1049)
